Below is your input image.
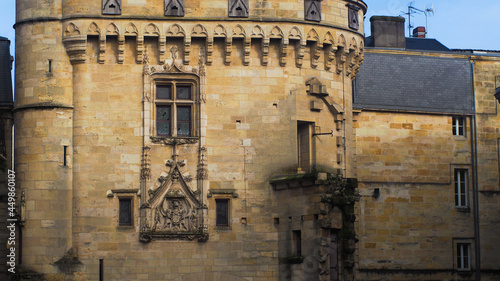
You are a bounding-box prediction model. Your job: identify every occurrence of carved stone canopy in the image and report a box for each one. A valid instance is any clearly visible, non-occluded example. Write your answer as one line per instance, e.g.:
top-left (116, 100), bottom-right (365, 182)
top-left (140, 157), bottom-right (207, 242)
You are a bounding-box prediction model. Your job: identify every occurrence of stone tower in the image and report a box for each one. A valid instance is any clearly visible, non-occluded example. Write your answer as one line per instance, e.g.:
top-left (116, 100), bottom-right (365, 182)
top-left (14, 0), bottom-right (366, 280)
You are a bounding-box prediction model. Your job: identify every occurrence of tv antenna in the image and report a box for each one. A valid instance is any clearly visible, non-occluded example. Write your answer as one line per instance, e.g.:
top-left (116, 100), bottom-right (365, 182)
top-left (401, 2), bottom-right (435, 37)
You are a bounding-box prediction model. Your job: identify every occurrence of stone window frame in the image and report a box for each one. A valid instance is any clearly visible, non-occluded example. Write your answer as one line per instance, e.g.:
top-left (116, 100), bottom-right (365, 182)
top-left (452, 116), bottom-right (466, 136)
top-left (118, 196), bottom-right (134, 227)
top-left (454, 168), bottom-right (469, 209)
top-left (453, 238), bottom-right (474, 272)
top-left (154, 80), bottom-right (197, 138)
top-left (144, 69), bottom-right (202, 145)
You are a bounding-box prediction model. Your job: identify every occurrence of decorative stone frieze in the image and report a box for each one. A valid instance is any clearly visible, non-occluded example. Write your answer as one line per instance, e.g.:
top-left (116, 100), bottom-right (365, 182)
top-left (61, 21), bottom-right (364, 74)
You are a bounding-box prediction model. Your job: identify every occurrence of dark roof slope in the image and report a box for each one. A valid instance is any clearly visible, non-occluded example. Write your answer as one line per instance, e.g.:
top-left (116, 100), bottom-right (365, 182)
top-left (0, 37), bottom-right (13, 106)
top-left (365, 36), bottom-right (451, 52)
top-left (354, 52), bottom-right (473, 114)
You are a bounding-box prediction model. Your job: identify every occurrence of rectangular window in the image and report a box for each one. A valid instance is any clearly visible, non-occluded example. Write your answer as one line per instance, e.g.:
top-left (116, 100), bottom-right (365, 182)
top-left (155, 83), bottom-right (194, 137)
top-left (292, 230), bottom-right (302, 256)
top-left (216, 199), bottom-right (229, 227)
top-left (119, 198), bottom-right (132, 226)
top-left (457, 243), bottom-right (471, 270)
top-left (297, 122), bottom-right (312, 172)
top-left (452, 116), bottom-right (465, 136)
top-left (455, 169), bottom-right (468, 207)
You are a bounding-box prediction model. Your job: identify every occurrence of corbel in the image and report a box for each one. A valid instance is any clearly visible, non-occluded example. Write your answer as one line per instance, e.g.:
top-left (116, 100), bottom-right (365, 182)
top-left (280, 38), bottom-right (289, 67)
top-left (184, 36), bottom-right (191, 65)
top-left (117, 34), bottom-right (125, 64)
top-left (261, 37), bottom-right (270, 66)
top-left (62, 35), bottom-right (87, 64)
top-left (311, 42), bottom-right (322, 69)
top-left (225, 36), bottom-right (233, 65)
top-left (243, 36), bottom-right (251, 66)
top-left (206, 36), bottom-right (214, 65)
top-left (345, 49), bottom-right (356, 77)
top-left (325, 44), bottom-right (337, 70)
top-left (98, 35), bottom-right (106, 64)
top-left (296, 40), bottom-right (306, 68)
top-left (159, 36), bottom-right (166, 64)
top-left (336, 48), bottom-right (347, 75)
top-left (136, 36), bottom-right (144, 63)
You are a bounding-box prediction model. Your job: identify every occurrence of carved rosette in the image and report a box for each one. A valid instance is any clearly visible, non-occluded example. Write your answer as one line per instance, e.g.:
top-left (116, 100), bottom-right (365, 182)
top-left (140, 156), bottom-right (207, 242)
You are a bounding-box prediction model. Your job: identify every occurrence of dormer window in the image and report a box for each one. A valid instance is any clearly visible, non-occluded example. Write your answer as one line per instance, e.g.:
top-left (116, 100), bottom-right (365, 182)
top-left (102, 0), bottom-right (122, 15)
top-left (165, 0), bottom-right (185, 17)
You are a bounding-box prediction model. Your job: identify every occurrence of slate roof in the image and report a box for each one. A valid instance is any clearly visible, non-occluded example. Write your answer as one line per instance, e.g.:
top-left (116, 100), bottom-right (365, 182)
top-left (353, 52), bottom-right (473, 114)
top-left (0, 37), bottom-right (13, 106)
top-left (365, 36), bottom-right (451, 52)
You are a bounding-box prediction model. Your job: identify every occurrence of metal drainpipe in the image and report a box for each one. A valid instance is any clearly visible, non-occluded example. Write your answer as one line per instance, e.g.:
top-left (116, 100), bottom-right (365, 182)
top-left (470, 59), bottom-right (481, 281)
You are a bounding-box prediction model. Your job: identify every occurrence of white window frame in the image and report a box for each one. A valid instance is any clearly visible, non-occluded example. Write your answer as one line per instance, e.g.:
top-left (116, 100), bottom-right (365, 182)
top-left (454, 169), bottom-right (468, 207)
top-left (452, 116), bottom-right (465, 136)
top-left (457, 243), bottom-right (471, 271)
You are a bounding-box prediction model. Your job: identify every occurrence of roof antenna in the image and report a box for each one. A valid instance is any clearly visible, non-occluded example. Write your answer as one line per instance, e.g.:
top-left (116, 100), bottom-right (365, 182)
top-left (424, 4), bottom-right (435, 37)
top-left (400, 2), bottom-right (423, 37)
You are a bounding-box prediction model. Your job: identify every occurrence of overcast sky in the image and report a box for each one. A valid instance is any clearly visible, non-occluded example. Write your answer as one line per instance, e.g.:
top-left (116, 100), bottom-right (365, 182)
top-left (0, 0), bottom-right (499, 57)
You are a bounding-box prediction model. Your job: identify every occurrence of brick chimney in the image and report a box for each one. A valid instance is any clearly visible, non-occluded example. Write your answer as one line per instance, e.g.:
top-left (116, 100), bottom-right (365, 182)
top-left (413, 26), bottom-right (426, 38)
top-left (370, 16), bottom-right (406, 49)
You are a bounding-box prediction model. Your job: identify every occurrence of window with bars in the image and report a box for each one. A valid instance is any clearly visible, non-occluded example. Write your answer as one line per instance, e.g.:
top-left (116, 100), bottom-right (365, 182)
top-left (155, 83), bottom-right (195, 137)
top-left (454, 169), bottom-right (468, 207)
top-left (216, 199), bottom-right (229, 227)
top-left (119, 198), bottom-right (132, 226)
top-left (452, 116), bottom-right (465, 136)
top-left (457, 243), bottom-right (471, 270)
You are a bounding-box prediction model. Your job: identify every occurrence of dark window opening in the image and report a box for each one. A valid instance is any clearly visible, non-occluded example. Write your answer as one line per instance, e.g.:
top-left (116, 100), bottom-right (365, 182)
top-left (119, 198), bottom-right (132, 226)
top-left (216, 199), bottom-right (229, 227)
top-left (292, 230), bottom-right (302, 256)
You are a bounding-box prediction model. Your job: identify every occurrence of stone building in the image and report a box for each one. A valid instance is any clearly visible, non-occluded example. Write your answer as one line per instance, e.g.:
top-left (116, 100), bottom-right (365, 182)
top-left (12, 0), bottom-right (366, 280)
top-left (353, 16), bottom-right (500, 281)
top-left (9, 0), bottom-right (500, 281)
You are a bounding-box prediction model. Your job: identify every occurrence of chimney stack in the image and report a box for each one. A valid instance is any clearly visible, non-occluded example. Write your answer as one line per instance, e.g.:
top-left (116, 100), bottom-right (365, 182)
top-left (413, 26), bottom-right (426, 38)
top-left (370, 16), bottom-right (406, 49)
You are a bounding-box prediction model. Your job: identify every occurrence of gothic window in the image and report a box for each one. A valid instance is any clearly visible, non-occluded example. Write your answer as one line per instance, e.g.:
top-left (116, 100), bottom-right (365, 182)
top-left (216, 199), bottom-right (229, 227)
top-left (154, 82), bottom-right (196, 137)
top-left (305, 0), bottom-right (321, 22)
top-left (102, 0), bottom-right (122, 15)
top-left (165, 0), bottom-right (185, 17)
top-left (347, 4), bottom-right (361, 30)
top-left (229, 0), bottom-right (249, 18)
top-left (119, 198), bottom-right (132, 226)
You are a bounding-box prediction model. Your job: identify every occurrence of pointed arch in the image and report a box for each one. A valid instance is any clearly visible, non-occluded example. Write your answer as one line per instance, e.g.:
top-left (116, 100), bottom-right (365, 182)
top-left (232, 24), bottom-right (246, 38)
top-left (250, 25), bottom-right (265, 38)
top-left (213, 24), bottom-right (227, 37)
top-left (323, 31), bottom-right (335, 45)
top-left (144, 23), bottom-right (161, 36)
top-left (106, 23), bottom-right (119, 36)
top-left (306, 28), bottom-right (320, 42)
top-left (270, 26), bottom-right (284, 39)
top-left (64, 22), bottom-right (80, 36)
top-left (288, 26), bottom-right (302, 41)
top-left (124, 22), bottom-right (138, 36)
top-left (191, 24), bottom-right (208, 37)
top-left (87, 22), bottom-right (100, 36)
top-left (337, 34), bottom-right (347, 49)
